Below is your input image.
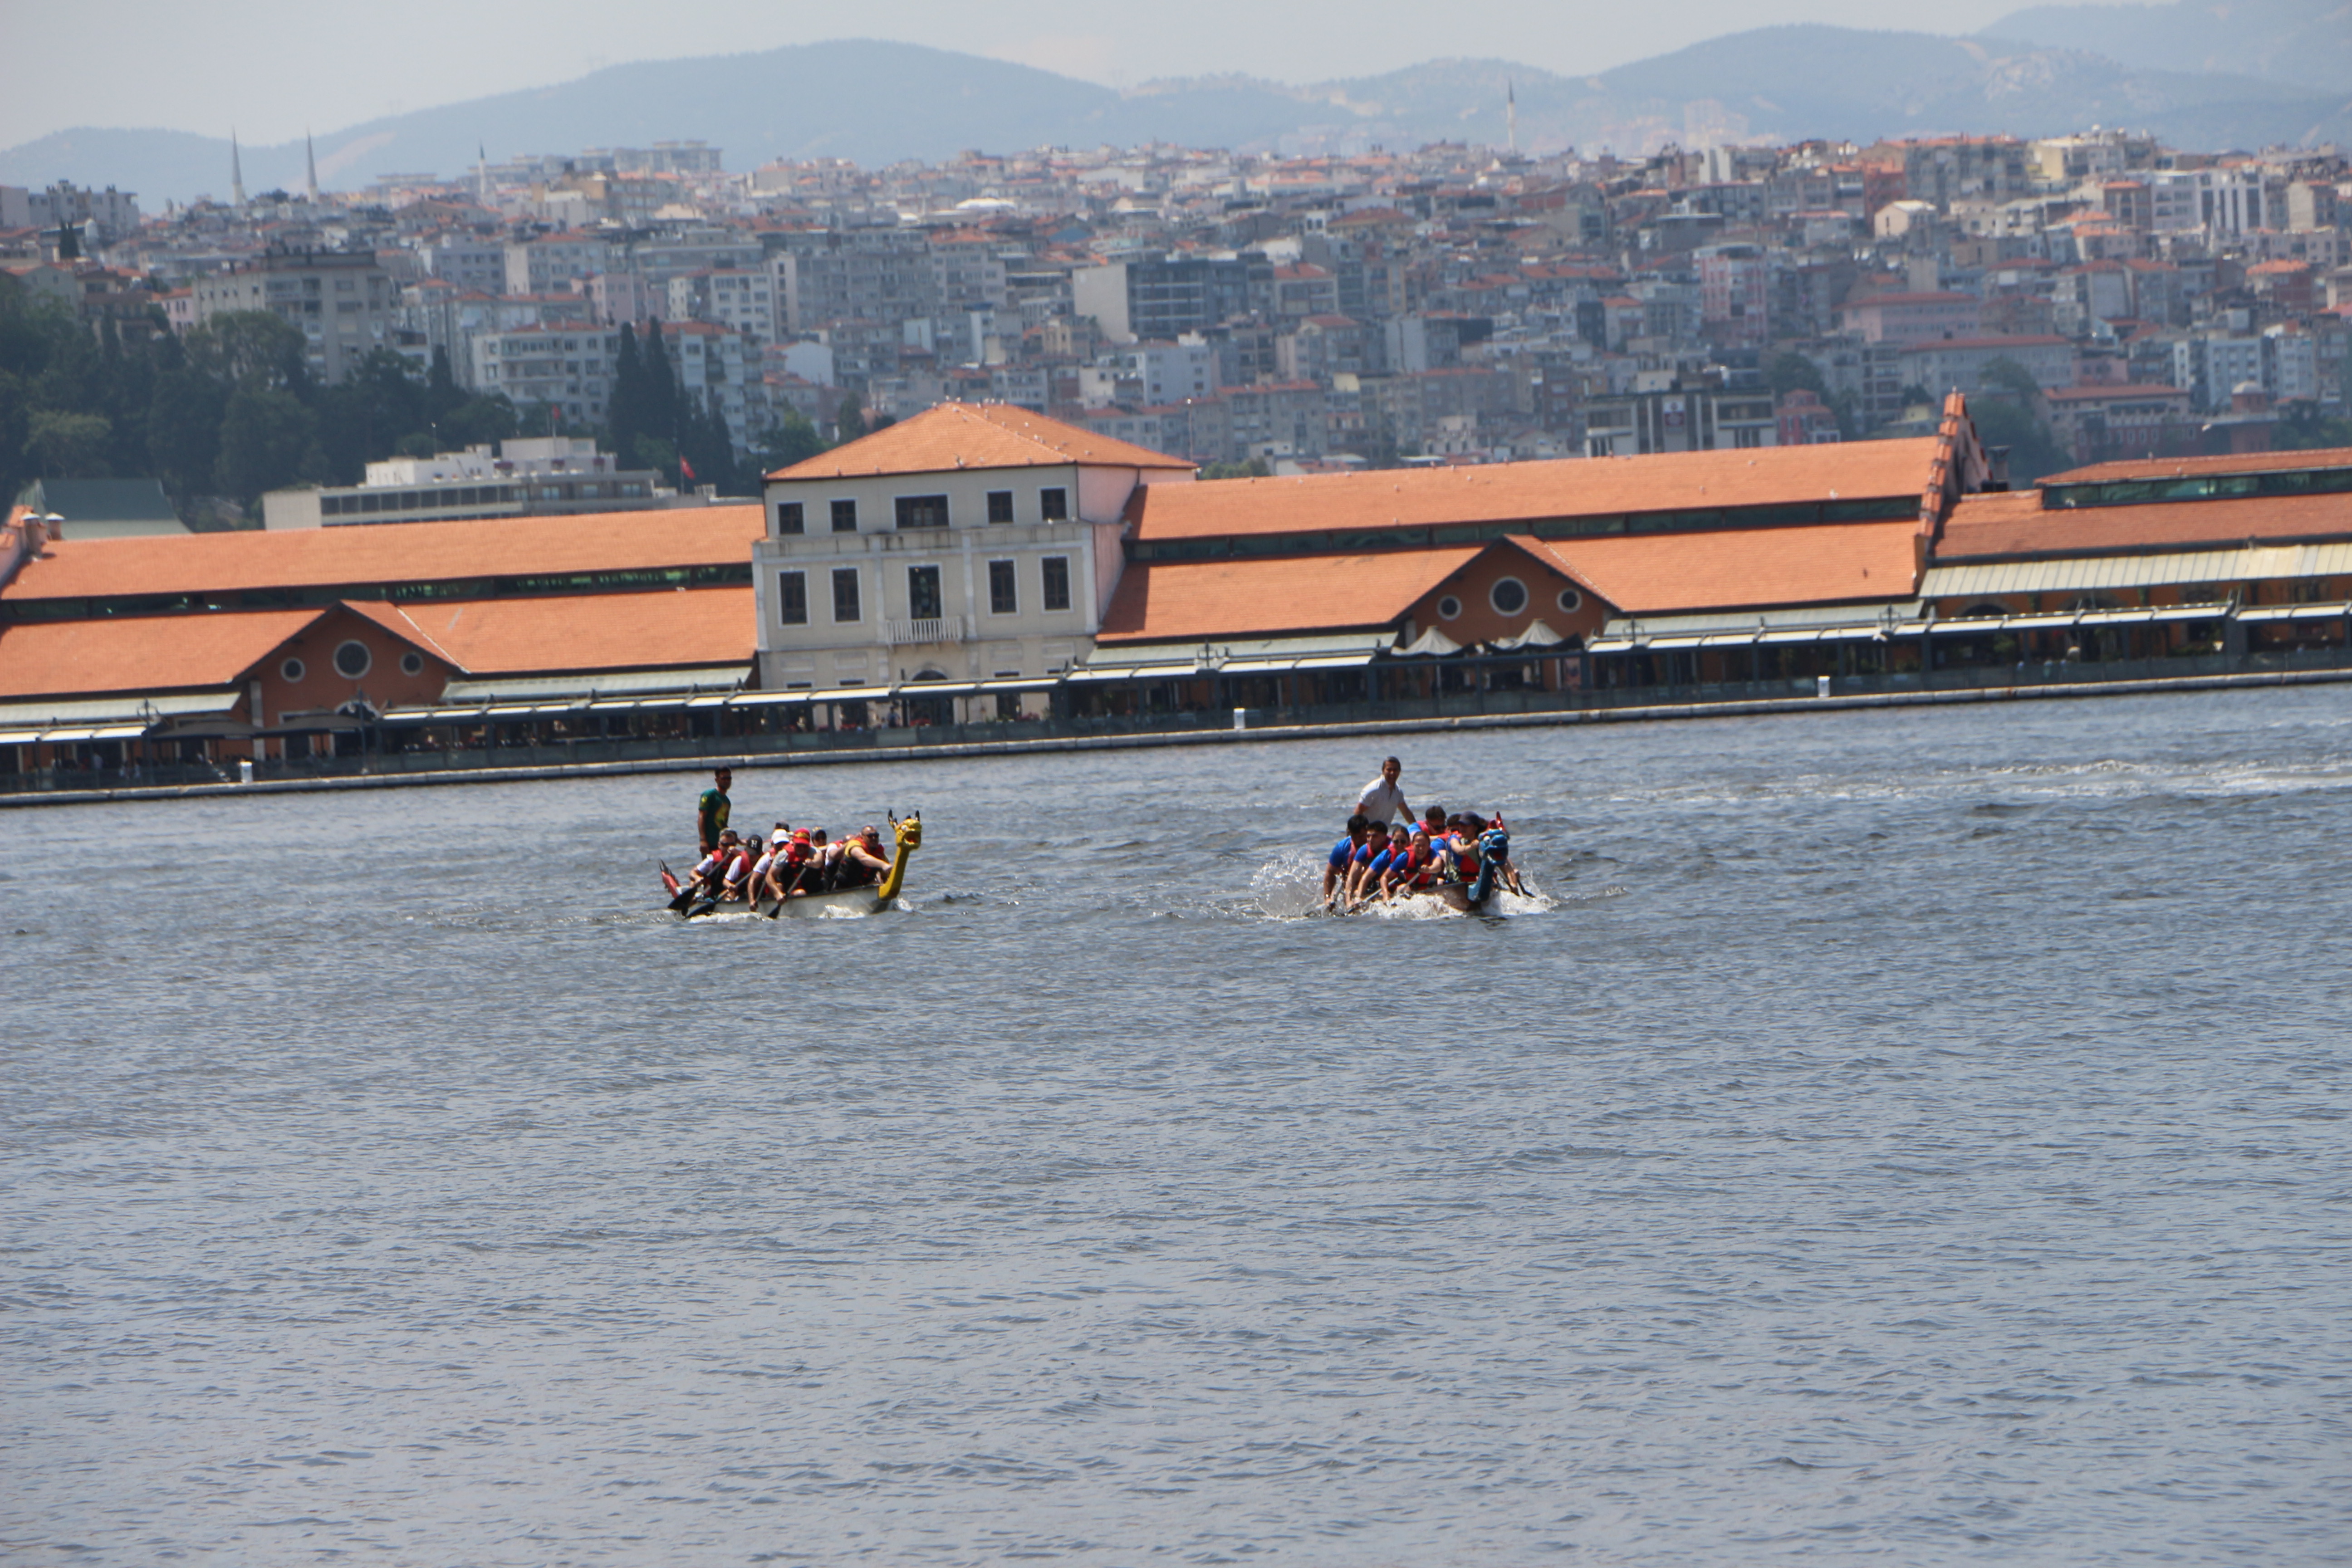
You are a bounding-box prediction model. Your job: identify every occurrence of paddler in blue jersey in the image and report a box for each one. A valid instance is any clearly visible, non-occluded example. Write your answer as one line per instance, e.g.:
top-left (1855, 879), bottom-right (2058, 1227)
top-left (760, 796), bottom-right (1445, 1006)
top-left (1348, 823), bottom-right (1410, 910)
top-left (1323, 814), bottom-right (1373, 909)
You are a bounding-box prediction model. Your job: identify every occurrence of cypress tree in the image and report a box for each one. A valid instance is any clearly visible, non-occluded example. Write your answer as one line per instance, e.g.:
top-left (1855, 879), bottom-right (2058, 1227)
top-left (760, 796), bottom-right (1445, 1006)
top-left (606, 324), bottom-right (643, 466)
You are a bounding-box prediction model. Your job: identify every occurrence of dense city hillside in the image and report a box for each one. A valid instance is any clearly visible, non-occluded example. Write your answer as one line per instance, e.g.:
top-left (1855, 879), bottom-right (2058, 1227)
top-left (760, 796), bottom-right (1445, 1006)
top-left (5, 27), bottom-right (2347, 202)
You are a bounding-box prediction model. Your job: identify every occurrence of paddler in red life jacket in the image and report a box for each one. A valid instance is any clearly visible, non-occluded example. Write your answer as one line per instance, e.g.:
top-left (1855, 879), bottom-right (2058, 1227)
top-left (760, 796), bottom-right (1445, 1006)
top-left (1379, 827), bottom-right (1441, 903)
top-left (689, 829), bottom-right (743, 898)
top-left (717, 833), bottom-right (762, 902)
top-left (760, 828), bottom-right (817, 902)
top-left (1443, 813), bottom-right (1484, 884)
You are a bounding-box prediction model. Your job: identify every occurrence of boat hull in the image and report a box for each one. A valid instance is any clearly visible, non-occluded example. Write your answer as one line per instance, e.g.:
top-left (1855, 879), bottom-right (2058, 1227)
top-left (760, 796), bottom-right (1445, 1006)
top-left (680, 885), bottom-right (891, 919)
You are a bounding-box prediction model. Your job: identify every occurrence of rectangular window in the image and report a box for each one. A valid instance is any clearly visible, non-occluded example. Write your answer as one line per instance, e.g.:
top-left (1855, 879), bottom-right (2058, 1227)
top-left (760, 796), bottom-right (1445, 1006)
top-left (988, 559), bottom-right (1017, 614)
top-left (777, 570), bottom-right (807, 625)
top-left (908, 564), bottom-right (943, 620)
top-left (832, 567), bottom-right (861, 622)
top-left (987, 489), bottom-right (1014, 524)
top-left (1042, 554), bottom-right (1072, 612)
top-left (895, 494), bottom-right (950, 529)
top-left (1039, 486), bottom-right (1068, 521)
top-left (830, 498), bottom-right (858, 533)
top-left (776, 500), bottom-right (804, 534)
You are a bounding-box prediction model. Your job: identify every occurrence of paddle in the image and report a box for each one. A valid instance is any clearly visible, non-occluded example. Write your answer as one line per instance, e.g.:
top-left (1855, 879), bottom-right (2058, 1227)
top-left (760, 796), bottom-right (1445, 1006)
top-left (762, 859), bottom-right (809, 918)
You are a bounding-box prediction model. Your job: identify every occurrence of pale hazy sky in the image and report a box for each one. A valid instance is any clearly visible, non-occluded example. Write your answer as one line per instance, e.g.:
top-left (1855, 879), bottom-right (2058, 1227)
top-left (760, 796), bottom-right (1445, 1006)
top-left (5, 0), bottom-right (2142, 152)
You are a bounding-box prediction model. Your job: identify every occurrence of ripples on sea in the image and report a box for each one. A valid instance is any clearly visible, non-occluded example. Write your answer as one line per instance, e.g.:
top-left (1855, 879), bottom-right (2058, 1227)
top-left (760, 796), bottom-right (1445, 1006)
top-left (5, 689), bottom-right (2349, 1565)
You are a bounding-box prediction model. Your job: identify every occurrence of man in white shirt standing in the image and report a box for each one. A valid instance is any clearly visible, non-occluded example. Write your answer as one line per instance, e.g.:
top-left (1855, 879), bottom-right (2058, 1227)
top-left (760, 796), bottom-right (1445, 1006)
top-left (1356, 755), bottom-right (1412, 825)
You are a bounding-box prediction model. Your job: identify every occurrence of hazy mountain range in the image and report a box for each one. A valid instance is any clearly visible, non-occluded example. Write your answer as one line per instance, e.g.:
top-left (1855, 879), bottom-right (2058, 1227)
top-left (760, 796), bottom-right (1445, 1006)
top-left (3, 1), bottom-right (2345, 206)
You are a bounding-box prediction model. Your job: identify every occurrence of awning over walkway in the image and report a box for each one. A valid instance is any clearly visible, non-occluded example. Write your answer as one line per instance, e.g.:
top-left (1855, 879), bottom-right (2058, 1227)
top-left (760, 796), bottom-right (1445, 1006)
top-left (436, 666), bottom-right (750, 705)
top-left (1923, 603), bottom-right (2234, 635)
top-left (0, 688), bottom-right (244, 746)
top-left (1586, 603), bottom-right (1924, 655)
top-left (1921, 544), bottom-right (2352, 600)
top-left (1072, 632), bottom-right (1397, 680)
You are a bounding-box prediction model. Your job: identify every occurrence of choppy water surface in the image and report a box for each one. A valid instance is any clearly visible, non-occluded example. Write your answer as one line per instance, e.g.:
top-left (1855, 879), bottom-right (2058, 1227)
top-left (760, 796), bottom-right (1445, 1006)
top-left (7, 690), bottom-right (2351, 1565)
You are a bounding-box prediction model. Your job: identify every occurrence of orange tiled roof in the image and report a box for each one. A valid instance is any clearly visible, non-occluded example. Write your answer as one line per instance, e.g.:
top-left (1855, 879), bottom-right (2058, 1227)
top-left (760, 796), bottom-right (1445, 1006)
top-left (1097, 549), bottom-right (1481, 644)
top-left (0, 607), bottom-right (322, 698)
top-left (1523, 521), bottom-right (1923, 615)
top-left (381, 587), bottom-right (756, 675)
top-left (2040, 446), bottom-right (2352, 485)
top-left (769, 402), bottom-right (1193, 481)
top-left (1127, 441), bottom-right (1941, 542)
top-left (0, 505), bottom-right (765, 604)
top-left (1937, 489), bottom-right (2352, 560)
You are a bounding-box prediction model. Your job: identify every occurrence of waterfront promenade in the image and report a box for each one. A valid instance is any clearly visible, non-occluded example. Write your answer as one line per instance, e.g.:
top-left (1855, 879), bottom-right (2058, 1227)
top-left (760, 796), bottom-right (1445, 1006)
top-left (10, 652), bottom-right (2351, 806)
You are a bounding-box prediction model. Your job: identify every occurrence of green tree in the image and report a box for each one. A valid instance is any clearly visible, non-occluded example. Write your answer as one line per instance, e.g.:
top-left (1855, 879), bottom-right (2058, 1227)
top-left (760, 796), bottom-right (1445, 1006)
top-left (605, 324), bottom-right (647, 465)
top-left (25, 410), bottom-right (114, 477)
top-left (2274, 402), bottom-right (2352, 452)
top-left (438, 393), bottom-right (519, 450)
top-left (1977, 356), bottom-right (2044, 408)
top-left (315, 348), bottom-right (429, 482)
top-left (216, 382), bottom-right (322, 504)
top-left (147, 367), bottom-right (225, 503)
top-left (836, 390), bottom-right (867, 442)
top-left (186, 311), bottom-right (310, 391)
top-left (1965, 362), bottom-right (2073, 485)
top-left (1764, 350), bottom-right (1828, 399)
top-left (751, 406), bottom-right (829, 471)
top-left (1201, 458), bottom-right (1272, 480)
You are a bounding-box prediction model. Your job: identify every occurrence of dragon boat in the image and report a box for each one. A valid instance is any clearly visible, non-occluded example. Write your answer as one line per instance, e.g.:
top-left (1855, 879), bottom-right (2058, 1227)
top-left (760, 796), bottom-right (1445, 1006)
top-left (663, 812), bottom-right (921, 920)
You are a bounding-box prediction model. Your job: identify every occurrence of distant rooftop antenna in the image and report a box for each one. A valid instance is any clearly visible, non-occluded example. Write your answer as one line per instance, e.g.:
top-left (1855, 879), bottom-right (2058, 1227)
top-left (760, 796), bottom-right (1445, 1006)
top-left (230, 127), bottom-right (246, 207)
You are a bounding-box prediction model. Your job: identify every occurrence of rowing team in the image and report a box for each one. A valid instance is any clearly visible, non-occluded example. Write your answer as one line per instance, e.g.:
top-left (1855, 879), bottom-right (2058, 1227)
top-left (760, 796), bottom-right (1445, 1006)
top-left (686, 823), bottom-right (892, 904)
top-left (1323, 807), bottom-right (1525, 911)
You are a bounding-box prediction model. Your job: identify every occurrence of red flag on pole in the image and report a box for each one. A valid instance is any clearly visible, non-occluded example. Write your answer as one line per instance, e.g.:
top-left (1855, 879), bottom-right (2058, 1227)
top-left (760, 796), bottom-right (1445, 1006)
top-left (680, 456), bottom-right (697, 481)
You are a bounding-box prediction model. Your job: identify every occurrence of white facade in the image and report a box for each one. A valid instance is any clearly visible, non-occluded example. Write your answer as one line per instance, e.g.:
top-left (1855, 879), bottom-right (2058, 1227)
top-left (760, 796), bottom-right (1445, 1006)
top-left (2146, 169), bottom-right (2268, 237)
top-left (472, 325), bottom-right (621, 425)
top-left (753, 457), bottom-right (1192, 706)
top-left (191, 249), bottom-right (396, 385)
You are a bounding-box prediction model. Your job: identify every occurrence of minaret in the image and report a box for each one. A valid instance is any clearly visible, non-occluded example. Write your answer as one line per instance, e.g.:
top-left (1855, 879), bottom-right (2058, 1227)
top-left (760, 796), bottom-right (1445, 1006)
top-left (304, 130), bottom-right (319, 201)
top-left (231, 128), bottom-right (247, 207)
top-left (476, 142), bottom-right (489, 206)
top-left (1507, 80), bottom-right (1519, 158)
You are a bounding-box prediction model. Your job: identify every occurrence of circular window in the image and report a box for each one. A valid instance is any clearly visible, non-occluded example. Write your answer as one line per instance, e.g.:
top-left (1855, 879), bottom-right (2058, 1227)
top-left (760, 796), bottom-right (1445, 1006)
top-left (279, 657), bottom-right (306, 682)
top-left (1489, 577), bottom-right (1528, 615)
top-left (333, 640), bottom-right (372, 679)
top-left (399, 651), bottom-right (424, 676)
top-left (1557, 587), bottom-right (1583, 613)
top-left (1436, 595), bottom-right (1463, 621)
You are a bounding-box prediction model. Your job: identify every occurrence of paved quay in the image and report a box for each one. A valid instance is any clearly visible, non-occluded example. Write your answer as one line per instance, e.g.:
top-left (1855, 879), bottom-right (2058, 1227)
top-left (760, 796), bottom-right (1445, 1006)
top-left (10, 663), bottom-right (2351, 808)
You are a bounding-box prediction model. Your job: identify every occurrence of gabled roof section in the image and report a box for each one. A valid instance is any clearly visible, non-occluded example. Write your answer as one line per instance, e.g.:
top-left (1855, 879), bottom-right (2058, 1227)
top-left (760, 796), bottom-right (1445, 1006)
top-left (0, 505), bottom-right (765, 604)
top-left (0, 607), bottom-right (326, 699)
top-left (1520, 520), bottom-right (1924, 616)
top-left (385, 587), bottom-right (756, 676)
top-left (768, 402), bottom-right (1193, 481)
top-left (1938, 490), bottom-right (2352, 562)
top-left (2041, 446), bottom-right (2352, 485)
top-left (1125, 441), bottom-right (1942, 543)
top-left (1098, 549), bottom-right (1481, 645)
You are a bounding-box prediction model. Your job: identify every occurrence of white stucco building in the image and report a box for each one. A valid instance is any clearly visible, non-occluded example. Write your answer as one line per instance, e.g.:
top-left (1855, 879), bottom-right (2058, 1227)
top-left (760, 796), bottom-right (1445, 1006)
top-left (753, 404), bottom-right (1195, 715)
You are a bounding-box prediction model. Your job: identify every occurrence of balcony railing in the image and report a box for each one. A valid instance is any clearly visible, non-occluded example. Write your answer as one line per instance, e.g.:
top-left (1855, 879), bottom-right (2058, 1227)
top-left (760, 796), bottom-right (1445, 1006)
top-left (882, 615), bottom-right (966, 646)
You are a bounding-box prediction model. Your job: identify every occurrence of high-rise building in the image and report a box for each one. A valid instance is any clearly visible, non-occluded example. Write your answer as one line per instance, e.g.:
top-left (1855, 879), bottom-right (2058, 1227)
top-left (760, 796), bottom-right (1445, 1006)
top-left (191, 248), bottom-right (396, 385)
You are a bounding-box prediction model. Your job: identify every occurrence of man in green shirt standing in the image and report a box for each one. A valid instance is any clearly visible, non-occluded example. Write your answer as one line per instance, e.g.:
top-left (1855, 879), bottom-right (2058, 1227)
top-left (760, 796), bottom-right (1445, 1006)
top-left (698, 768), bottom-right (733, 857)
